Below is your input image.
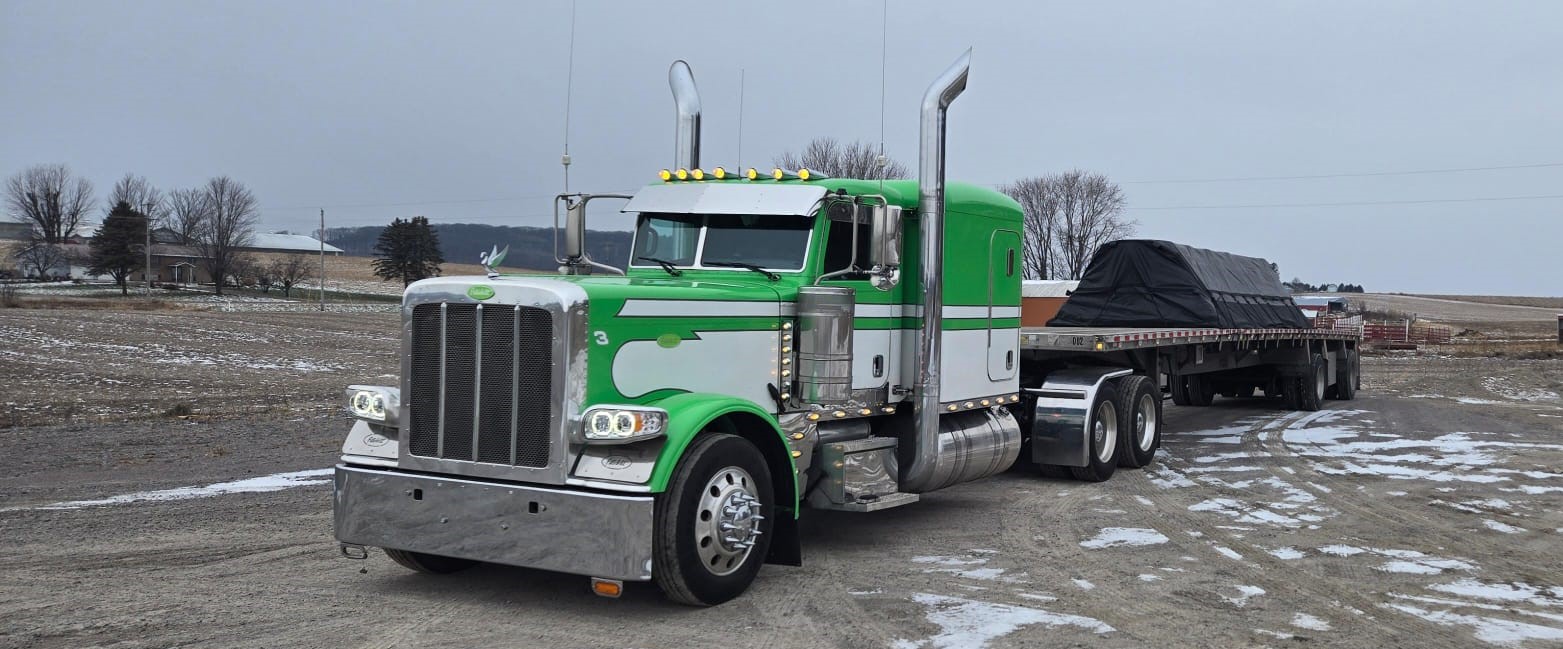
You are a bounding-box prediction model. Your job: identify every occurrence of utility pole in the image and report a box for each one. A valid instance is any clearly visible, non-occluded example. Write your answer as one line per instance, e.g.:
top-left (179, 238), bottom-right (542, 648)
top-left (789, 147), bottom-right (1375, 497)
top-left (319, 209), bottom-right (326, 311)
top-left (144, 200), bottom-right (155, 296)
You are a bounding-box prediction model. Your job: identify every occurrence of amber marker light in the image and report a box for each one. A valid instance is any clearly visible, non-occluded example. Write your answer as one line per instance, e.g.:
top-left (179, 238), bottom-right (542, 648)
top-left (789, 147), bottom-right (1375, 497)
top-left (690, 168), bottom-right (705, 180)
top-left (674, 168), bottom-right (689, 180)
top-left (590, 578), bottom-right (623, 598)
top-left (658, 169), bottom-right (673, 182)
top-left (746, 167), bottom-right (760, 180)
top-left (712, 166), bottom-right (729, 179)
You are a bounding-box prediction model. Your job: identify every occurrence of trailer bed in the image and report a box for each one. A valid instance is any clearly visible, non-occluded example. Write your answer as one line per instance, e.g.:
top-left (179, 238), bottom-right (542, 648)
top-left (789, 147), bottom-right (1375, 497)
top-left (1020, 326), bottom-right (1362, 352)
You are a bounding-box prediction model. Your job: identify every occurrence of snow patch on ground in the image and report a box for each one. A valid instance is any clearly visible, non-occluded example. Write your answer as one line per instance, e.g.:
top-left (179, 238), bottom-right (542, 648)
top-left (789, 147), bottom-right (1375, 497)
top-left (1268, 546), bottom-right (1305, 560)
top-left (1484, 520), bottom-right (1526, 534)
top-left (898, 593), bottom-right (1114, 649)
top-left (1212, 546), bottom-right (1244, 561)
top-left (1482, 376), bottom-right (1560, 402)
top-left (18, 469), bottom-right (332, 511)
top-left (1079, 527), bottom-right (1170, 549)
top-left (1429, 579), bottom-right (1563, 607)
top-left (1071, 579), bottom-right (1095, 591)
top-left (1386, 603), bottom-right (1563, 647)
top-left (1291, 613), bottom-right (1332, 631)
top-left (1222, 585), bottom-right (1266, 607)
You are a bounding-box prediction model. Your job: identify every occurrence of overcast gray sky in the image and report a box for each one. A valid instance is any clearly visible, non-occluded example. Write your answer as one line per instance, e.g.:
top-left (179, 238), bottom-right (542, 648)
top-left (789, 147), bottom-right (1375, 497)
top-left (3, 1), bottom-right (1560, 294)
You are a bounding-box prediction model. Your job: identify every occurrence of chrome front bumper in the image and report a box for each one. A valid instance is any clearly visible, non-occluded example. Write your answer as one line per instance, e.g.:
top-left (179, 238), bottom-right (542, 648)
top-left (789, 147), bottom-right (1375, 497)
top-left (333, 465), bottom-right (655, 581)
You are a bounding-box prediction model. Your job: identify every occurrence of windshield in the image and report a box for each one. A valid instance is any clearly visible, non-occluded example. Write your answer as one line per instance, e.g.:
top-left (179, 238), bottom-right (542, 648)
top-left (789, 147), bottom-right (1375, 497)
top-left (630, 212), bottom-right (812, 272)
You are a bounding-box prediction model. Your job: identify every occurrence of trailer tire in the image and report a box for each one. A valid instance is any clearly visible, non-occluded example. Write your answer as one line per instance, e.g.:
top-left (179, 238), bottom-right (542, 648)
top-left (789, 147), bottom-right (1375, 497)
top-left (1070, 384), bottom-right (1120, 482)
top-left (1297, 354), bottom-right (1326, 412)
top-left (1334, 349), bottom-right (1357, 400)
top-left (1183, 375), bottom-right (1216, 407)
top-left (1115, 375), bottom-right (1160, 469)
top-left (653, 433), bottom-right (773, 607)
top-left (1170, 375), bottom-right (1192, 406)
top-left (383, 549), bottom-right (476, 574)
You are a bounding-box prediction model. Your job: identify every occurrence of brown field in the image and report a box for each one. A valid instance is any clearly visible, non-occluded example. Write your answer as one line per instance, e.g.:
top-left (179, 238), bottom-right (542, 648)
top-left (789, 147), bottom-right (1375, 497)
top-left (1414, 294), bottom-right (1563, 310)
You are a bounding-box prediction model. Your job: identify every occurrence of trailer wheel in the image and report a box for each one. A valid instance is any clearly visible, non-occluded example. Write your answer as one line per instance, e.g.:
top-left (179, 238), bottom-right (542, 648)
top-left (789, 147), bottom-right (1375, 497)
top-left (1071, 384), bottom-right (1120, 482)
top-left (1334, 349), bottom-right (1357, 400)
top-left (1296, 354), bottom-right (1326, 411)
top-left (653, 433), bottom-right (773, 606)
top-left (1115, 375), bottom-right (1160, 469)
top-left (383, 549), bottom-right (476, 574)
top-left (1183, 375), bottom-right (1216, 407)
top-left (1170, 374), bottom-right (1192, 406)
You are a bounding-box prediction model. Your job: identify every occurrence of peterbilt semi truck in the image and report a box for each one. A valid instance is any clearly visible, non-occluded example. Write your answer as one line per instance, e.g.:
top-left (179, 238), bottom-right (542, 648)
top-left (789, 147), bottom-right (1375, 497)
top-left (333, 51), bottom-right (1362, 605)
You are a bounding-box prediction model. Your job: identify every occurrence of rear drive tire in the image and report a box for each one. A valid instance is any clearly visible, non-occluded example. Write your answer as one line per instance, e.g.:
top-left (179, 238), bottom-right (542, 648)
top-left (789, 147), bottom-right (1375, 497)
top-left (1115, 375), bottom-right (1160, 469)
top-left (1297, 354), bottom-right (1326, 411)
top-left (653, 433), bottom-right (774, 606)
top-left (383, 549), bottom-right (476, 574)
top-left (1071, 384), bottom-right (1121, 482)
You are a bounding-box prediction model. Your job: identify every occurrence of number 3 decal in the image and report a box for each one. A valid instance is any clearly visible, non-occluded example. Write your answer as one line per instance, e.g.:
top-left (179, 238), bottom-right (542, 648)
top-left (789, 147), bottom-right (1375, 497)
top-left (593, 331), bottom-right (610, 346)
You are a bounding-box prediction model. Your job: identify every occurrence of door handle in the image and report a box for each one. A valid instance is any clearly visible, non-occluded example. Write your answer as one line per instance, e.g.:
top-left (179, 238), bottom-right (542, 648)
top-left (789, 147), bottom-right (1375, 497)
top-left (873, 354), bottom-right (885, 378)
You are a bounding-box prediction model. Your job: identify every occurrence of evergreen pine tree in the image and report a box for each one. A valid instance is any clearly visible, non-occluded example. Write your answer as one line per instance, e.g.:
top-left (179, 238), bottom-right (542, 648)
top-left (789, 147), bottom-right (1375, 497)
top-left (373, 216), bottom-right (445, 286)
top-left (88, 200), bottom-right (148, 295)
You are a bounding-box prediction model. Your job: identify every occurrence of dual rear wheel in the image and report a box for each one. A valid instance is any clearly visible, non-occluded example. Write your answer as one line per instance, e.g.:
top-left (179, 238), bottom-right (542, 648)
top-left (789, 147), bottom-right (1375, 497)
top-left (1069, 374), bottom-right (1162, 482)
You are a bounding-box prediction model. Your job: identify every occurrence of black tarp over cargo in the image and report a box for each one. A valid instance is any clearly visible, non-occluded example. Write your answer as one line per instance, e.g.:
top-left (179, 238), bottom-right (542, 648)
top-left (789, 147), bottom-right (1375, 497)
top-left (1047, 240), bottom-right (1310, 330)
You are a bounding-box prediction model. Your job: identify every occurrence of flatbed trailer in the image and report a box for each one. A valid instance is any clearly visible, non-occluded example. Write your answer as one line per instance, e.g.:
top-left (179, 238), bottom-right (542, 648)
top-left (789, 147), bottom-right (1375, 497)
top-left (1013, 324), bottom-right (1362, 483)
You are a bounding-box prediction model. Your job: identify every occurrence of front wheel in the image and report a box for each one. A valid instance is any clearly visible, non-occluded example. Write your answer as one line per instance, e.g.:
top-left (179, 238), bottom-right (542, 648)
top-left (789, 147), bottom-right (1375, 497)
top-left (653, 433), bottom-right (774, 606)
top-left (383, 548), bottom-right (476, 574)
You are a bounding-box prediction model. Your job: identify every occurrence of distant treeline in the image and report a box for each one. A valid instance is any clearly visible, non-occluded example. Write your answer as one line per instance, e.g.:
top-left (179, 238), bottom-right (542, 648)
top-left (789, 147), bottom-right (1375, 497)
top-left (1285, 279), bottom-right (1366, 293)
top-left (325, 223), bottom-right (633, 270)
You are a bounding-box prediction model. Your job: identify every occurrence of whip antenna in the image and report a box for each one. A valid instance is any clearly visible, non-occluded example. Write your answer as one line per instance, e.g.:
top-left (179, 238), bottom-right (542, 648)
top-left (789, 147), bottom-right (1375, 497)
top-left (562, 0), bottom-right (578, 193)
top-left (878, 0), bottom-right (888, 188)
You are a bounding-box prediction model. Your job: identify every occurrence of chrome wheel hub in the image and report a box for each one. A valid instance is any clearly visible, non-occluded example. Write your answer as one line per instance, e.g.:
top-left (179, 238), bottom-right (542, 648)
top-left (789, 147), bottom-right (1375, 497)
top-left (1093, 402), bottom-right (1118, 463)
top-left (1135, 394), bottom-right (1157, 452)
top-left (695, 467), bottom-right (763, 576)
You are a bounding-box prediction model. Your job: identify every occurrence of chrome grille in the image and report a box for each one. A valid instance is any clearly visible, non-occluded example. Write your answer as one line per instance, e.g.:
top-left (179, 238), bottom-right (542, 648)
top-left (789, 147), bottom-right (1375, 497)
top-left (407, 302), bottom-right (554, 467)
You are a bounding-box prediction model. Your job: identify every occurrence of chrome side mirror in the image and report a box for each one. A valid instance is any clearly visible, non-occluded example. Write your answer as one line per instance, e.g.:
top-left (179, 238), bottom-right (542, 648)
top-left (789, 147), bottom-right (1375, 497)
top-left (869, 205), bottom-right (902, 290)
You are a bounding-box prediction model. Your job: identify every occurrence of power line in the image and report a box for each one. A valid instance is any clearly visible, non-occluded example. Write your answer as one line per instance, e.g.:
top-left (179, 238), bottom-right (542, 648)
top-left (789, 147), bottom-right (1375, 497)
top-left (1121, 161), bottom-right (1563, 185)
top-left (1127, 193), bottom-right (1563, 211)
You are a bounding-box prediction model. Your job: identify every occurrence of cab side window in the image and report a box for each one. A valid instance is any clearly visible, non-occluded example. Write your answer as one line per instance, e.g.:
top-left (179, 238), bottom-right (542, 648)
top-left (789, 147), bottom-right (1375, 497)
top-left (822, 218), bottom-right (872, 275)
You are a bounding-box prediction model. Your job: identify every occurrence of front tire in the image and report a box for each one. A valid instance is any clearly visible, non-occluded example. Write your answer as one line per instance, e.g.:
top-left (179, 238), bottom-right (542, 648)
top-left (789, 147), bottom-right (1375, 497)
top-left (1071, 384), bottom-right (1121, 482)
top-left (383, 549), bottom-right (476, 574)
top-left (653, 433), bottom-right (774, 606)
top-left (1115, 375), bottom-right (1160, 469)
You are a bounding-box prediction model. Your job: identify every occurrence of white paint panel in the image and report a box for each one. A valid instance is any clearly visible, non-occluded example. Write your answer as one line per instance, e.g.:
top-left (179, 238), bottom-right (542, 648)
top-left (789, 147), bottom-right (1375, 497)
top-left (941, 305), bottom-right (1020, 319)
top-left (622, 183), bottom-right (827, 216)
top-left (618, 300), bottom-right (780, 318)
top-left (941, 328), bottom-right (1020, 402)
top-left (850, 328), bottom-right (895, 390)
top-left (612, 330), bottom-right (778, 411)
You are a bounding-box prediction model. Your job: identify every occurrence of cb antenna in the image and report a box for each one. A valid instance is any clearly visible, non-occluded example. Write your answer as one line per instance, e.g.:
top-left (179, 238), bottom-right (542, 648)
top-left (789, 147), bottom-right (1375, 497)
top-left (877, 0), bottom-right (889, 189)
top-left (561, 0), bottom-right (578, 193)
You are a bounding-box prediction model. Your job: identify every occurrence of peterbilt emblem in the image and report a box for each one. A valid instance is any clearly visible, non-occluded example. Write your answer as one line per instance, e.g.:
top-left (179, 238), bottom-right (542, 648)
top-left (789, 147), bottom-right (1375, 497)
top-left (480, 244), bottom-right (509, 279)
top-left (601, 455), bottom-right (633, 470)
top-left (363, 433), bottom-right (389, 447)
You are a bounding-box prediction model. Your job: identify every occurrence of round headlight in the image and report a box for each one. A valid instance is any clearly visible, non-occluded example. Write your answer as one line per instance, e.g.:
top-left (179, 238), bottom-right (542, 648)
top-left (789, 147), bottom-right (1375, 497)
top-left (589, 411), bottom-right (614, 436)
top-left (613, 412), bottom-right (637, 437)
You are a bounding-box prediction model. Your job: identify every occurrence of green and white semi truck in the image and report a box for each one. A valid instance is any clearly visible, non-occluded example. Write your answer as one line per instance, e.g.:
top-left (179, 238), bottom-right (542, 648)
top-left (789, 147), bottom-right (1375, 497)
top-left (333, 52), bottom-right (1362, 605)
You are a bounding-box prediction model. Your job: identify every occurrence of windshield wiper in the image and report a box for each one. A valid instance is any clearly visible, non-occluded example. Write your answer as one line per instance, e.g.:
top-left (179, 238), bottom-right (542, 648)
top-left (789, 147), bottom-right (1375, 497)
top-left (704, 261), bottom-right (779, 282)
top-left (636, 256), bottom-right (683, 277)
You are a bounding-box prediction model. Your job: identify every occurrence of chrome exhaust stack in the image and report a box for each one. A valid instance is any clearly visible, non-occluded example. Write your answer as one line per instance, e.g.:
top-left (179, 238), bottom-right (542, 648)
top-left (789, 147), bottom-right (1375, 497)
top-left (901, 49), bottom-right (973, 493)
top-left (669, 60), bottom-right (702, 171)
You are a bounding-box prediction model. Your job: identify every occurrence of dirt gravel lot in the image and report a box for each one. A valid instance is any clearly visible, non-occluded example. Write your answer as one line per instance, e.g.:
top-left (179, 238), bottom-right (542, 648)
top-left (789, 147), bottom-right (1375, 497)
top-left (2, 304), bottom-right (1562, 648)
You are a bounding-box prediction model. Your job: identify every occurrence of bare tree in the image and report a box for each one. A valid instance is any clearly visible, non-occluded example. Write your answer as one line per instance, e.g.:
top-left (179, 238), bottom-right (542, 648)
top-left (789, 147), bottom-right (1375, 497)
top-left (166, 188), bottom-right (210, 245)
top-left (999, 177), bottom-right (1059, 280)
top-left (107, 174), bottom-right (166, 226)
top-left (269, 254), bottom-right (314, 298)
top-left (12, 235), bottom-right (69, 279)
top-left (4, 164), bottom-right (95, 243)
top-left (773, 138), bottom-right (910, 179)
top-left (192, 177), bottom-right (258, 295)
top-left (1002, 170), bottom-right (1135, 280)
